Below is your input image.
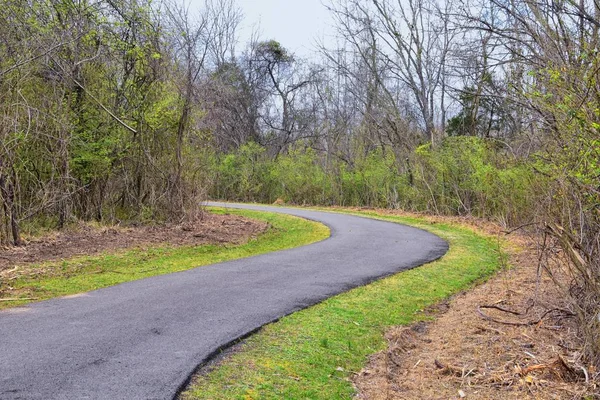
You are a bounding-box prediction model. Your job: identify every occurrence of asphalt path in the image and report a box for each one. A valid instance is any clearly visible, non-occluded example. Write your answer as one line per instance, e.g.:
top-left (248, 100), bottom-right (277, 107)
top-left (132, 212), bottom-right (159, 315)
top-left (0, 203), bottom-right (448, 400)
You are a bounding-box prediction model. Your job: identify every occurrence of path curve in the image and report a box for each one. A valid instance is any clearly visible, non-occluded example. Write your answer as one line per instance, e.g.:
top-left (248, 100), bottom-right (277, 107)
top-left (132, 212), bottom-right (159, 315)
top-left (0, 203), bottom-right (448, 400)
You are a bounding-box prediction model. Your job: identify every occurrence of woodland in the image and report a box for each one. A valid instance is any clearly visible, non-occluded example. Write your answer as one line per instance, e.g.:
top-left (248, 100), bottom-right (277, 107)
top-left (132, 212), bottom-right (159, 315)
top-left (1, 0), bottom-right (600, 369)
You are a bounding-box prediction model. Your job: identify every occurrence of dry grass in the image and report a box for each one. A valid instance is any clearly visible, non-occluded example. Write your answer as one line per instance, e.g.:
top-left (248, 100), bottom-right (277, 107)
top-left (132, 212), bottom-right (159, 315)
top-left (353, 214), bottom-right (599, 400)
top-left (0, 212), bottom-right (267, 281)
top-left (0, 208), bottom-right (329, 309)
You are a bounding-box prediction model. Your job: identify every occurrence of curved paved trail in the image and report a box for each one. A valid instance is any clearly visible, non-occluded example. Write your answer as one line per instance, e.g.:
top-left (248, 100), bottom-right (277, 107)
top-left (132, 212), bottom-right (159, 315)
top-left (0, 203), bottom-right (448, 400)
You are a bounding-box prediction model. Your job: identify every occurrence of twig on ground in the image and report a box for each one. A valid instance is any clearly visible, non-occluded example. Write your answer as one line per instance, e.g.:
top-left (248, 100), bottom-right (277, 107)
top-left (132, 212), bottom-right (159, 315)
top-left (480, 304), bottom-right (524, 316)
top-left (434, 359), bottom-right (475, 377)
top-left (502, 222), bottom-right (539, 235)
top-left (0, 266), bottom-right (18, 276)
top-left (477, 306), bottom-right (575, 327)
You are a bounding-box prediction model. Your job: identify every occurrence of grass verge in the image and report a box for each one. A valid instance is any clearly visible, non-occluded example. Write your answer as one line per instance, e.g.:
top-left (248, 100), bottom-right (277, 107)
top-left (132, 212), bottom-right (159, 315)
top-left (180, 208), bottom-right (506, 400)
top-left (0, 207), bottom-right (329, 310)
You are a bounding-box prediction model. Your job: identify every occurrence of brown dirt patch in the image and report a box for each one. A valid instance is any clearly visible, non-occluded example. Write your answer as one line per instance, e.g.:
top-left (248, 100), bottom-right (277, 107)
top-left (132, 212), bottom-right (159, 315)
top-left (0, 212), bottom-right (268, 276)
top-left (353, 213), bottom-right (599, 400)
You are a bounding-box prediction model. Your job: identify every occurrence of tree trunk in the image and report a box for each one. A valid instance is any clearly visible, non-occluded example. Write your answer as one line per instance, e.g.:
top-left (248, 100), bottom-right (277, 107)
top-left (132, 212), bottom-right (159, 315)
top-left (0, 158), bottom-right (21, 246)
top-left (174, 88), bottom-right (191, 217)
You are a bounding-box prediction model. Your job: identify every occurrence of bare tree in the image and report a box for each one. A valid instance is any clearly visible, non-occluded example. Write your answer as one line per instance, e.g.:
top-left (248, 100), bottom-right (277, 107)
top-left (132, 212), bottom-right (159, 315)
top-left (327, 0), bottom-right (456, 145)
top-left (245, 40), bottom-right (318, 156)
top-left (459, 0), bottom-right (600, 366)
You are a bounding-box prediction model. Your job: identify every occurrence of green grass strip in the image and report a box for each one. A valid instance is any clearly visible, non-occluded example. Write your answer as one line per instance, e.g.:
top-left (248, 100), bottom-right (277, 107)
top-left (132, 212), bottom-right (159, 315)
top-left (1, 208), bottom-right (329, 310)
top-left (181, 209), bottom-right (505, 400)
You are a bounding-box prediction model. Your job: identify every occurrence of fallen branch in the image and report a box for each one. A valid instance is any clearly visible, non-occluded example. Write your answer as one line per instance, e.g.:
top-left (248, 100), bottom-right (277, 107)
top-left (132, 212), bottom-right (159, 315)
top-left (480, 304), bottom-right (524, 316)
top-left (477, 306), bottom-right (574, 327)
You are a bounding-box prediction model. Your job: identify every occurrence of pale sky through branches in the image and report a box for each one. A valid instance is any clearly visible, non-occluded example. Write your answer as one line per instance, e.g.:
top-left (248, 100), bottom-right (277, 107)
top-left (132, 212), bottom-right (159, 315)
top-left (189, 0), bottom-right (335, 58)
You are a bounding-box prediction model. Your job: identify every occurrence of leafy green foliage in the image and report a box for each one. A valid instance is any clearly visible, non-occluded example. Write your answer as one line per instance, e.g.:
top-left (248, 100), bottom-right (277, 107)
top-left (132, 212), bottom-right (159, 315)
top-left (208, 138), bottom-right (537, 226)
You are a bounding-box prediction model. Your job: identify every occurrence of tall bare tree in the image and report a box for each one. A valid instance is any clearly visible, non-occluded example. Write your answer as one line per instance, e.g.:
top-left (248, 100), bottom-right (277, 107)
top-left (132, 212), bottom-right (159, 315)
top-left (327, 0), bottom-right (456, 145)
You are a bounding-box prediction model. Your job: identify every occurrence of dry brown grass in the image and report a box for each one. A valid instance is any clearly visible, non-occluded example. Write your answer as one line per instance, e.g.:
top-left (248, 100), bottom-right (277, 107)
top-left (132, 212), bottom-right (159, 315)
top-left (0, 212), bottom-right (267, 283)
top-left (353, 212), bottom-right (599, 400)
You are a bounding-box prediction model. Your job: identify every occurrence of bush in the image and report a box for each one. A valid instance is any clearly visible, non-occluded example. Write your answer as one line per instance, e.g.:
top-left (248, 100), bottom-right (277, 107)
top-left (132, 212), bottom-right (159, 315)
top-left (412, 137), bottom-right (537, 226)
top-left (207, 137), bottom-right (538, 228)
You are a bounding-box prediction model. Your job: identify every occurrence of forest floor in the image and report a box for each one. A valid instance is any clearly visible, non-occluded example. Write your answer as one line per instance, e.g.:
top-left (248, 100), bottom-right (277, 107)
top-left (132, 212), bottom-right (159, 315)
top-left (0, 212), bottom-right (268, 288)
top-left (352, 210), bottom-right (597, 400)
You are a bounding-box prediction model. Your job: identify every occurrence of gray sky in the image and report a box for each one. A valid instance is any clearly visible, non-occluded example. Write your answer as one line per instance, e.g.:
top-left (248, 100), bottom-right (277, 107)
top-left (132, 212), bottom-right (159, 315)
top-left (236, 0), bottom-right (334, 57)
top-left (191, 0), bottom-right (336, 58)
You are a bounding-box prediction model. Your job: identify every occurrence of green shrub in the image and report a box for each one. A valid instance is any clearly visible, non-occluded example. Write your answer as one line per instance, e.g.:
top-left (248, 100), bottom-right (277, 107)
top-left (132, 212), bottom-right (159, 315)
top-left (206, 137), bottom-right (539, 228)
